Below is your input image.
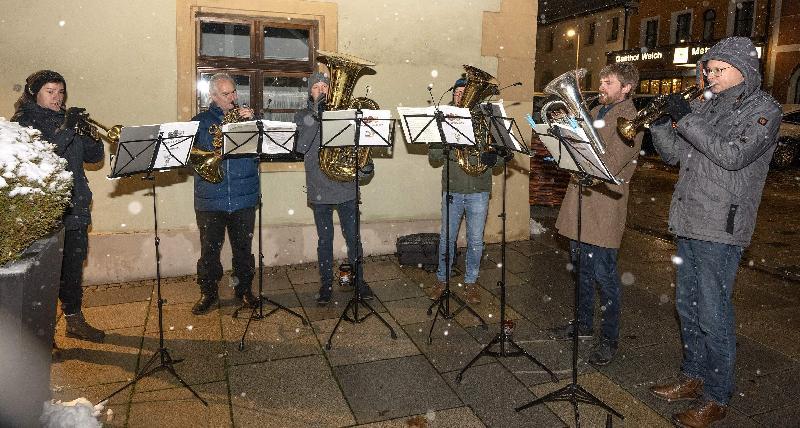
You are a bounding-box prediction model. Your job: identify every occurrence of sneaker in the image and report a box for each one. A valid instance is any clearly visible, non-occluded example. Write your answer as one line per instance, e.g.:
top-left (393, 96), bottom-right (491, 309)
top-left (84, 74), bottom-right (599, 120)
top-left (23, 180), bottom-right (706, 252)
top-left (464, 284), bottom-right (481, 305)
top-left (359, 285), bottom-right (375, 301)
top-left (548, 321), bottom-right (593, 340)
top-left (429, 282), bottom-right (445, 300)
top-left (65, 312), bottom-right (106, 342)
top-left (588, 340), bottom-right (618, 365)
top-left (316, 285), bottom-right (332, 306)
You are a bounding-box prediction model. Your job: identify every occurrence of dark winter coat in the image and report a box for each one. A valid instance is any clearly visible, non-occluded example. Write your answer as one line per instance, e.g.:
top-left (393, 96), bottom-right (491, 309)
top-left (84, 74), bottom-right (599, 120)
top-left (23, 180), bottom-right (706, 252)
top-left (294, 97), bottom-right (374, 205)
top-left (191, 103), bottom-right (259, 212)
top-left (428, 137), bottom-right (505, 194)
top-left (555, 98), bottom-right (644, 249)
top-left (12, 102), bottom-right (104, 230)
top-left (650, 37), bottom-right (782, 247)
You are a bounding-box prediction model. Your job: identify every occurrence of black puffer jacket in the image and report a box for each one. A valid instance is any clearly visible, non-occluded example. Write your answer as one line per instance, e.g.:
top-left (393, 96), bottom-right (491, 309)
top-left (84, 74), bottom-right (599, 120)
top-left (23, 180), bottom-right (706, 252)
top-left (650, 37), bottom-right (782, 246)
top-left (12, 102), bottom-right (104, 230)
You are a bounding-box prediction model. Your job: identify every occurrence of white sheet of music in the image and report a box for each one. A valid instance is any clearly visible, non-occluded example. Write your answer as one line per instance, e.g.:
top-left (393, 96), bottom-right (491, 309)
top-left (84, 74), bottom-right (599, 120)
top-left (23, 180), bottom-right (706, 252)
top-left (397, 106), bottom-right (440, 144)
top-left (153, 121), bottom-right (199, 169)
top-left (358, 109), bottom-right (392, 146)
top-left (535, 124), bottom-right (579, 171)
top-left (222, 120), bottom-right (297, 155)
top-left (438, 105), bottom-right (475, 146)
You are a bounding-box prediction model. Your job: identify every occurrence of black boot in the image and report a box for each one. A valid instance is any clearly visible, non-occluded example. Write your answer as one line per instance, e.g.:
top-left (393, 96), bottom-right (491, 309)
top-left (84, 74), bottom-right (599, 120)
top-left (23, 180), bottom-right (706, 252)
top-left (65, 312), bottom-right (106, 342)
top-left (237, 290), bottom-right (260, 308)
top-left (192, 292), bottom-right (219, 315)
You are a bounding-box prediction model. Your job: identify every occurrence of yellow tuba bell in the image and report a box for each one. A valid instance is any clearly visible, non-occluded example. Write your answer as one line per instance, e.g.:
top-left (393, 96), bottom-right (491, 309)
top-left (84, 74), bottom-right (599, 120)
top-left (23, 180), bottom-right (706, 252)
top-left (189, 104), bottom-right (244, 184)
top-left (316, 50), bottom-right (378, 182)
top-left (453, 65), bottom-right (499, 177)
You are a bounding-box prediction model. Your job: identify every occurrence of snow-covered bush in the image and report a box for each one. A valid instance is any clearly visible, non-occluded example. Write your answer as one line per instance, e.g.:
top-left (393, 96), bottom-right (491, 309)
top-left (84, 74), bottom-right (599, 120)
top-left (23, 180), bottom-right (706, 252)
top-left (0, 118), bottom-right (72, 266)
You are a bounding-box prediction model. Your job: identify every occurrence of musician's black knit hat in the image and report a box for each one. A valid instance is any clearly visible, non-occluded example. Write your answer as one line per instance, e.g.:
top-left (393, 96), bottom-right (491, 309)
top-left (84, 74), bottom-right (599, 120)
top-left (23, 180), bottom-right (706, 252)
top-left (25, 70), bottom-right (66, 97)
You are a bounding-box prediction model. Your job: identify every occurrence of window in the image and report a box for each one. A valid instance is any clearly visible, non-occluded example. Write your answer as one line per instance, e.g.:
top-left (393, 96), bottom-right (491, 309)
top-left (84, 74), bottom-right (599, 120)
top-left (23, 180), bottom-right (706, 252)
top-left (587, 22), bottom-right (596, 45)
top-left (608, 17), bottom-right (619, 41)
top-left (734, 1), bottom-right (754, 36)
top-left (196, 14), bottom-right (318, 125)
top-left (703, 9), bottom-right (716, 41)
top-left (584, 71), bottom-right (593, 90)
top-left (675, 13), bottom-right (691, 43)
top-left (546, 31), bottom-right (554, 52)
top-left (566, 36), bottom-right (575, 50)
top-left (644, 19), bottom-right (659, 49)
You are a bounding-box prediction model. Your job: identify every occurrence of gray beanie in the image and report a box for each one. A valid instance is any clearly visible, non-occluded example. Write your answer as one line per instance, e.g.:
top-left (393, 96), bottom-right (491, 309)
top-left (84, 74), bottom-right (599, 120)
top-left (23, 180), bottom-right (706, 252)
top-left (308, 72), bottom-right (331, 92)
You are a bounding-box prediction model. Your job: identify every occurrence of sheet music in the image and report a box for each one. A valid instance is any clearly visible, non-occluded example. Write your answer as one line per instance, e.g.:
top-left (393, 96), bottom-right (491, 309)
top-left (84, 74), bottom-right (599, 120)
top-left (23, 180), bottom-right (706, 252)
top-left (260, 120), bottom-right (297, 154)
top-left (482, 101), bottom-right (524, 152)
top-left (358, 109), bottom-right (392, 146)
top-left (552, 121), bottom-right (589, 142)
top-left (153, 121), bottom-right (199, 168)
top-left (535, 124), bottom-right (578, 171)
top-left (321, 110), bottom-right (357, 148)
top-left (534, 123), bottom-right (618, 183)
top-left (397, 106), bottom-right (440, 144)
top-left (439, 105), bottom-right (475, 146)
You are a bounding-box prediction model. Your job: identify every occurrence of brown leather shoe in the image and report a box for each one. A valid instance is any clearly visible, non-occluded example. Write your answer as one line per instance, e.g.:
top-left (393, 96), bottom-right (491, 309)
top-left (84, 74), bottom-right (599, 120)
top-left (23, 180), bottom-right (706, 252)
top-left (429, 282), bottom-right (444, 300)
top-left (672, 400), bottom-right (727, 428)
top-left (650, 377), bottom-right (703, 402)
top-left (465, 284), bottom-right (481, 305)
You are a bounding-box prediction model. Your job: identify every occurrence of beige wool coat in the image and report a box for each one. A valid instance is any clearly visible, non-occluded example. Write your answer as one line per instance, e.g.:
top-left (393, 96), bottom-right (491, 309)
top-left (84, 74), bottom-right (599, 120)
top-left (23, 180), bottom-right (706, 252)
top-left (555, 98), bottom-right (644, 249)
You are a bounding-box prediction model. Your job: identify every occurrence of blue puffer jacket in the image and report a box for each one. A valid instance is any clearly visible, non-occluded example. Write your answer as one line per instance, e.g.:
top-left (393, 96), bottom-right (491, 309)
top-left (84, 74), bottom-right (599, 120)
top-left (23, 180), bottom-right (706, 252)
top-left (191, 104), bottom-right (259, 212)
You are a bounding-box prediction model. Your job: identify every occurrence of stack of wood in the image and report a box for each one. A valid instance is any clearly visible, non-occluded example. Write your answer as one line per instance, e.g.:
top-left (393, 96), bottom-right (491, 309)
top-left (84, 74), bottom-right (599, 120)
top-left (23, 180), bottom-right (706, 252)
top-left (529, 134), bottom-right (570, 206)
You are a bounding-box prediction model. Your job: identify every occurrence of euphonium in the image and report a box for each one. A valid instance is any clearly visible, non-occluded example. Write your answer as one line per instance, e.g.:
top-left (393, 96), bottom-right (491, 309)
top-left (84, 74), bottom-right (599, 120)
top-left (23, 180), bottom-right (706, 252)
top-left (189, 103), bottom-right (244, 183)
top-left (616, 85), bottom-right (707, 141)
top-left (317, 50), bottom-right (378, 182)
top-left (453, 65), bottom-right (500, 177)
top-left (539, 68), bottom-right (607, 154)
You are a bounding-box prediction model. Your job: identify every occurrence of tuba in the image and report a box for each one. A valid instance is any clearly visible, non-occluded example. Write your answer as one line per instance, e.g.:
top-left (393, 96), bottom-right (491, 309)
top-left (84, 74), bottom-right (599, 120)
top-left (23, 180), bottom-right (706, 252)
top-left (616, 84), bottom-right (707, 141)
top-left (317, 50), bottom-right (378, 182)
top-left (453, 65), bottom-right (500, 176)
top-left (539, 68), bottom-right (606, 155)
top-left (189, 103), bottom-right (244, 183)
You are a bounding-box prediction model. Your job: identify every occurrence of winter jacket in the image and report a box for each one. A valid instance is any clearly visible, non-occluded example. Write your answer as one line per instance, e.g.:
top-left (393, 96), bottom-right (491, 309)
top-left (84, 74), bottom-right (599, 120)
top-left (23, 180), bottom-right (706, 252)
top-left (12, 102), bottom-right (104, 230)
top-left (555, 98), bottom-right (644, 249)
top-left (191, 104), bottom-right (259, 212)
top-left (294, 98), bottom-right (374, 205)
top-left (650, 37), bottom-right (782, 247)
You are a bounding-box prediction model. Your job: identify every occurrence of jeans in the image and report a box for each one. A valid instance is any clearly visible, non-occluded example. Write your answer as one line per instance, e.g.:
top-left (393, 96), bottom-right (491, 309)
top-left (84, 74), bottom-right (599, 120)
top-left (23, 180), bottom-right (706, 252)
top-left (570, 241), bottom-right (622, 344)
top-left (676, 237), bottom-right (743, 405)
top-left (60, 226), bottom-right (89, 315)
top-left (436, 192), bottom-right (490, 284)
top-left (195, 207), bottom-right (256, 296)
top-left (312, 199), bottom-right (362, 291)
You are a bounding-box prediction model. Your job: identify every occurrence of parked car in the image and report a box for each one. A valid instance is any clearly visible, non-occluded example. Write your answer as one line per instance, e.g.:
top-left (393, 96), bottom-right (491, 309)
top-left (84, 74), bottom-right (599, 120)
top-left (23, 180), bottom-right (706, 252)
top-left (771, 108), bottom-right (800, 170)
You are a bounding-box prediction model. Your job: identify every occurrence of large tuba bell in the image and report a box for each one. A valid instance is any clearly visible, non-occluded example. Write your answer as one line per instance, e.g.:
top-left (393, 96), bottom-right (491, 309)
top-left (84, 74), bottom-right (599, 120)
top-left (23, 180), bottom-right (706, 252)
top-left (317, 50), bottom-right (378, 182)
top-left (453, 65), bottom-right (500, 176)
top-left (539, 69), bottom-right (606, 155)
top-left (616, 84), bottom-right (706, 141)
top-left (189, 104), bottom-right (244, 183)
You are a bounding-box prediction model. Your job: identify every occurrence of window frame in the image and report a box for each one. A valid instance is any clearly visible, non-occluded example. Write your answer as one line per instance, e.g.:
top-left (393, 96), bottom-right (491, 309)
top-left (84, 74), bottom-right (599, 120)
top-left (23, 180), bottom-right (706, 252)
top-left (673, 11), bottom-right (692, 44)
top-left (607, 16), bottom-right (619, 42)
top-left (586, 22), bottom-right (596, 45)
top-left (642, 18), bottom-right (659, 49)
top-left (733, 1), bottom-right (755, 37)
top-left (703, 9), bottom-right (716, 41)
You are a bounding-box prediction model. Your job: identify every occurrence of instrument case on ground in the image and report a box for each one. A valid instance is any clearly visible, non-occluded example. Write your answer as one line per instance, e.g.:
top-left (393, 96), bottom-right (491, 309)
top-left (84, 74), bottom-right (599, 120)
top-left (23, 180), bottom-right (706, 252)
top-left (396, 233), bottom-right (442, 272)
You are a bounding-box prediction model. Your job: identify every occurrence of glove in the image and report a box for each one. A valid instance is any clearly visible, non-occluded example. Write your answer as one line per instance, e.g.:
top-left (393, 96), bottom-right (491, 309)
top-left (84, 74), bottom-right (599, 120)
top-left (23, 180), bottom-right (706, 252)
top-left (62, 107), bottom-right (86, 130)
top-left (665, 94), bottom-right (691, 122)
top-left (358, 162), bottom-right (374, 178)
top-left (480, 151), bottom-right (498, 167)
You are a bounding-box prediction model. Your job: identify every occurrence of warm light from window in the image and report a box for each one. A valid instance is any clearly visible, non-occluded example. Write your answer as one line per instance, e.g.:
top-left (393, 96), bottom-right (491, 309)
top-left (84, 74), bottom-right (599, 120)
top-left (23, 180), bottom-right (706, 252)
top-left (197, 80), bottom-right (210, 94)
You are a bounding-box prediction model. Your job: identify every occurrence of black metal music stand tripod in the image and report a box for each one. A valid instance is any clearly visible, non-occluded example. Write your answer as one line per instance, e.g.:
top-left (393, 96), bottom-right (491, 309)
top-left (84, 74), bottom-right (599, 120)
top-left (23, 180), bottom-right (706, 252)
top-left (224, 120), bottom-right (308, 351)
top-left (515, 129), bottom-right (623, 427)
top-left (321, 108), bottom-right (397, 350)
top-left (102, 128), bottom-right (207, 406)
top-left (456, 104), bottom-right (556, 383)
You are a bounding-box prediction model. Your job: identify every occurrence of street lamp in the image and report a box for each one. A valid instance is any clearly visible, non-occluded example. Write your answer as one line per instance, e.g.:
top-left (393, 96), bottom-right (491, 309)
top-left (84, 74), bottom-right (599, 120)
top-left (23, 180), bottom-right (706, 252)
top-left (566, 28), bottom-right (579, 72)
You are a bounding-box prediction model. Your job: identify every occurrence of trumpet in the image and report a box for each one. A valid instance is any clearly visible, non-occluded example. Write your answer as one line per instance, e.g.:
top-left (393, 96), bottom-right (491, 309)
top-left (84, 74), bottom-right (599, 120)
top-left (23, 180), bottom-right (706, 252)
top-left (72, 111), bottom-right (122, 144)
top-left (616, 84), bottom-right (711, 141)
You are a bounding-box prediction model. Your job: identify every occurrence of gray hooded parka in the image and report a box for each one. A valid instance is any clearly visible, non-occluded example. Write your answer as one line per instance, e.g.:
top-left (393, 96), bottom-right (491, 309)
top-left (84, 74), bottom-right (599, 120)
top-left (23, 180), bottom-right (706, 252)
top-left (650, 37), bottom-right (782, 247)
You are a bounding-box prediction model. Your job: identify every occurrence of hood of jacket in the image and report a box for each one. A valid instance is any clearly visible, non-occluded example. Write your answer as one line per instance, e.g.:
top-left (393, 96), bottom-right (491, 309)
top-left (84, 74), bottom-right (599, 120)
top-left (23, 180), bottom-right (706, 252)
top-left (697, 36), bottom-right (761, 96)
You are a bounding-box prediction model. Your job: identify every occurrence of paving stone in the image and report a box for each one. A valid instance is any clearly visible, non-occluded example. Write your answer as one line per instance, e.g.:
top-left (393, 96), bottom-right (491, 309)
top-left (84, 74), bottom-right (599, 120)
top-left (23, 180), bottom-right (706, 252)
top-left (444, 362), bottom-right (564, 428)
top-left (370, 277), bottom-right (426, 302)
top-left (734, 335), bottom-right (795, 380)
top-left (286, 264), bottom-right (321, 285)
top-left (51, 326), bottom-right (143, 389)
top-left (354, 406), bottom-right (485, 428)
top-left (314, 315), bottom-right (419, 366)
top-left (527, 372), bottom-right (672, 427)
top-left (596, 342), bottom-right (682, 390)
top-left (363, 259), bottom-right (405, 282)
top-left (335, 355), bottom-right (462, 424)
top-left (127, 381), bottom-right (231, 428)
top-left (475, 267), bottom-right (525, 290)
top-left (383, 296), bottom-right (436, 326)
top-left (452, 285), bottom-right (522, 328)
top-left (738, 306), bottom-right (800, 360)
top-left (296, 286), bottom-right (387, 323)
top-left (230, 355), bottom-right (355, 427)
top-left (730, 365), bottom-right (800, 416)
top-left (68, 301), bottom-right (149, 331)
top-left (83, 283), bottom-right (153, 307)
top-left (219, 306), bottom-right (319, 366)
top-left (752, 403), bottom-right (800, 427)
top-left (403, 321), bottom-right (492, 373)
top-left (484, 247), bottom-right (531, 274)
top-left (157, 276), bottom-right (200, 305)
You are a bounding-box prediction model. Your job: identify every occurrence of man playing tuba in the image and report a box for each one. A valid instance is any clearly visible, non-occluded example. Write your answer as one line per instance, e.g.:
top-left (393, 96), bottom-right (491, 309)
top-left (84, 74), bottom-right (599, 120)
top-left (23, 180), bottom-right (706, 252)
top-left (294, 71), bottom-right (376, 305)
top-left (190, 73), bottom-right (260, 315)
top-left (428, 75), bottom-right (512, 305)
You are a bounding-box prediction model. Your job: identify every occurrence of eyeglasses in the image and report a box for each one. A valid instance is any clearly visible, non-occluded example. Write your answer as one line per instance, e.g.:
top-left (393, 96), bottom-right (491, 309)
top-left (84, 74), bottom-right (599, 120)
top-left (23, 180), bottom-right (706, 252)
top-left (702, 66), bottom-right (732, 77)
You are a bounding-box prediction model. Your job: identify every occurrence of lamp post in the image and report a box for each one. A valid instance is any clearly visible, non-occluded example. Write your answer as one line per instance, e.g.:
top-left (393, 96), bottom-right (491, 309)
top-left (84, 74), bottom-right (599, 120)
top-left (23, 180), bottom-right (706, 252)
top-left (566, 28), bottom-right (580, 72)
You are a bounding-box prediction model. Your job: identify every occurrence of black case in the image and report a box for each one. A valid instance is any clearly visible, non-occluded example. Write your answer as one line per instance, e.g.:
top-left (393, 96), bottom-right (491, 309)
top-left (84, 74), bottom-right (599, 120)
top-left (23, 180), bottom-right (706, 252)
top-left (396, 233), bottom-right (440, 271)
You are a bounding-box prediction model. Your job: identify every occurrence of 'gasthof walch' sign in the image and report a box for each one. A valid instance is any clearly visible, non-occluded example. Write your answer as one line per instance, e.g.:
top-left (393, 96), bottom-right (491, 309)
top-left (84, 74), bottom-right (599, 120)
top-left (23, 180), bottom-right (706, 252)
top-left (614, 51), bottom-right (664, 62)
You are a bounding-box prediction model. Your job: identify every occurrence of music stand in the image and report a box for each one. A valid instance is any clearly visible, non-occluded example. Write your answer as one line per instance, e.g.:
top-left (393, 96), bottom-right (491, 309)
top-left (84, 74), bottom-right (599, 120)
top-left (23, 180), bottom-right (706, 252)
top-left (515, 123), bottom-right (622, 426)
top-left (320, 108), bottom-right (398, 350)
top-left (101, 122), bottom-right (208, 406)
top-left (397, 105), bottom-right (488, 344)
top-left (456, 103), bottom-right (557, 383)
top-left (221, 120), bottom-right (308, 351)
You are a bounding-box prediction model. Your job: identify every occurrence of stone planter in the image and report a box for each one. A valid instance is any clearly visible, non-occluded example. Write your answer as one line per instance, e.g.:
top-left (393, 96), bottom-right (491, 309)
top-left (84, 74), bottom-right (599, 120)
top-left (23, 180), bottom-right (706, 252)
top-left (0, 228), bottom-right (64, 426)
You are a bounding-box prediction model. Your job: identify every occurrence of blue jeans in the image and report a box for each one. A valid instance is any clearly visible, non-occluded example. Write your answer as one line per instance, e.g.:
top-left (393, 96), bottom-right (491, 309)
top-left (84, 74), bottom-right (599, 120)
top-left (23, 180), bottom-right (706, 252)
top-left (676, 237), bottom-right (743, 405)
top-left (312, 199), bottom-right (362, 292)
top-left (437, 192), bottom-right (490, 284)
top-left (570, 241), bottom-right (622, 344)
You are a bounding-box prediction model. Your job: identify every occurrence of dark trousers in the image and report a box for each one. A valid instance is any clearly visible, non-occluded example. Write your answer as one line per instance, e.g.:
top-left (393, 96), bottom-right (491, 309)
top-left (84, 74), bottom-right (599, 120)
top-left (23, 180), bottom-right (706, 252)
top-left (571, 240), bottom-right (623, 345)
top-left (311, 199), bottom-right (362, 290)
top-left (195, 207), bottom-right (256, 296)
top-left (60, 227), bottom-right (89, 315)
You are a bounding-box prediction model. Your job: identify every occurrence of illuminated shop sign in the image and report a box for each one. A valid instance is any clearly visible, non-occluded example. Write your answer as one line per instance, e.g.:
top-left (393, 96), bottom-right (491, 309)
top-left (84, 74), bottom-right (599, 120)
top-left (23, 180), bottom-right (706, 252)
top-left (673, 45), bottom-right (762, 64)
top-left (614, 50), bottom-right (666, 63)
